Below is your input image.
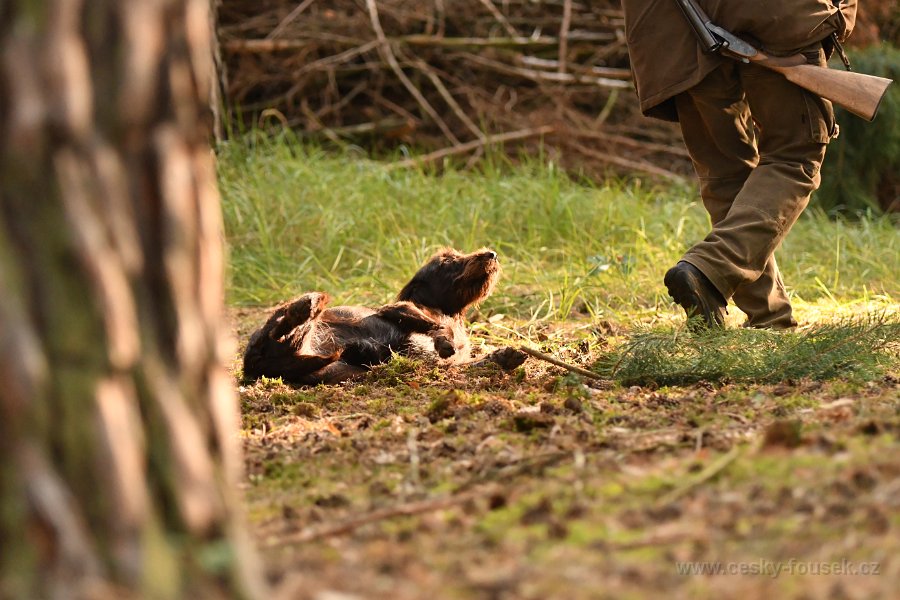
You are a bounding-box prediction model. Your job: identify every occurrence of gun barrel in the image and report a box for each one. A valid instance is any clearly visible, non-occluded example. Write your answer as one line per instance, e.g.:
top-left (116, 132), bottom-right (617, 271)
top-left (673, 0), bottom-right (721, 52)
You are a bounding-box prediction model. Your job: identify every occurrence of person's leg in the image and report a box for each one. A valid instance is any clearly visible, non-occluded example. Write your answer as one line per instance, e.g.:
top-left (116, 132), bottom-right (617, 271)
top-left (673, 63), bottom-right (792, 327)
top-left (679, 50), bottom-right (833, 329)
top-left (674, 63), bottom-right (758, 229)
top-left (736, 256), bottom-right (796, 329)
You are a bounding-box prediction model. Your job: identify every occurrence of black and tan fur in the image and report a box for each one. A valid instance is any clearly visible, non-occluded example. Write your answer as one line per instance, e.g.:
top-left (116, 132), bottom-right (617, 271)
top-left (242, 248), bottom-right (504, 385)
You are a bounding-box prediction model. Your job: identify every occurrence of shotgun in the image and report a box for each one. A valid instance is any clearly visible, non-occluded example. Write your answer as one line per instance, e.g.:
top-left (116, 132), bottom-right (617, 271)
top-left (673, 0), bottom-right (892, 121)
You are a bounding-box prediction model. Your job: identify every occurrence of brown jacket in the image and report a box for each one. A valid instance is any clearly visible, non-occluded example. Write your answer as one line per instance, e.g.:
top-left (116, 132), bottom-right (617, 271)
top-left (623, 0), bottom-right (858, 120)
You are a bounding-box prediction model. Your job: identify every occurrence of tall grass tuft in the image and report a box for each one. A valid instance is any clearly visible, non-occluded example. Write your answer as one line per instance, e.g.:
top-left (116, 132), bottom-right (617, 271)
top-left (594, 315), bottom-right (900, 386)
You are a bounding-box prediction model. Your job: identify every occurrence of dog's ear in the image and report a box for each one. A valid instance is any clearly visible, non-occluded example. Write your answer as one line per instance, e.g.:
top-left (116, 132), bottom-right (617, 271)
top-left (397, 275), bottom-right (445, 310)
top-left (397, 277), bottom-right (424, 304)
top-left (397, 252), bottom-right (444, 307)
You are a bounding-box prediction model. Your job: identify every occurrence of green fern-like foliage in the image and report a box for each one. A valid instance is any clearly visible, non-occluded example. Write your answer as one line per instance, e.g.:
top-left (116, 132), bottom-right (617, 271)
top-left (594, 315), bottom-right (900, 386)
top-left (815, 45), bottom-right (900, 215)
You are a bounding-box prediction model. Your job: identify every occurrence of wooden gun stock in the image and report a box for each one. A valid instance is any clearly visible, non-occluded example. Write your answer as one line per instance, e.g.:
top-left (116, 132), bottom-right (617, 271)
top-left (671, 0), bottom-right (893, 121)
top-left (754, 52), bottom-right (893, 121)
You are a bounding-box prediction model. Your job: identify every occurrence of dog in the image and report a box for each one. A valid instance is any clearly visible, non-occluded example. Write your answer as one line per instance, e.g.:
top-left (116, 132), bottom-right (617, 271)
top-left (242, 247), bottom-right (523, 385)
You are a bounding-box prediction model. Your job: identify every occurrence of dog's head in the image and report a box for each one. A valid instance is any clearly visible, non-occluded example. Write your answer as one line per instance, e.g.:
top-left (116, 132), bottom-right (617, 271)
top-left (397, 247), bottom-right (500, 316)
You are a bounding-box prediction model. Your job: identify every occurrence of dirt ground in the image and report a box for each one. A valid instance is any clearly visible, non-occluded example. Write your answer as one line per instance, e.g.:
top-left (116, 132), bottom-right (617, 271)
top-left (231, 308), bottom-right (900, 600)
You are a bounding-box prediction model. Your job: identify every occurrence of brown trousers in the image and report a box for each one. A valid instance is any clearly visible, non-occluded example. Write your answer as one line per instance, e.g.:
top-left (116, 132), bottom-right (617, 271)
top-left (674, 49), bottom-right (834, 329)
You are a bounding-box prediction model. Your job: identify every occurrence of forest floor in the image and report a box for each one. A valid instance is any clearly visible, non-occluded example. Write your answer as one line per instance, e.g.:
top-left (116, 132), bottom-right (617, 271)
top-left (220, 141), bottom-right (899, 599)
top-left (231, 309), bottom-right (900, 600)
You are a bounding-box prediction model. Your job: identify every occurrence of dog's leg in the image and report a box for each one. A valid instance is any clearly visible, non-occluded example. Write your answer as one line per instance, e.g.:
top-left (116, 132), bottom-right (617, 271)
top-left (432, 319), bottom-right (471, 361)
top-left (375, 301), bottom-right (442, 333)
top-left (306, 361), bottom-right (368, 385)
top-left (242, 293), bottom-right (331, 382)
top-left (250, 350), bottom-right (342, 384)
top-left (243, 323), bottom-right (340, 382)
top-left (267, 292), bottom-right (330, 341)
top-left (377, 302), bottom-right (464, 359)
top-left (244, 321), bottom-right (340, 382)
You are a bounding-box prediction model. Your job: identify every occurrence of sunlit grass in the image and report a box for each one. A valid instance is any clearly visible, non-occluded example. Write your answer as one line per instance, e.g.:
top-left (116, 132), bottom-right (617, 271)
top-left (217, 133), bottom-right (898, 327)
top-left (594, 314), bottom-right (900, 386)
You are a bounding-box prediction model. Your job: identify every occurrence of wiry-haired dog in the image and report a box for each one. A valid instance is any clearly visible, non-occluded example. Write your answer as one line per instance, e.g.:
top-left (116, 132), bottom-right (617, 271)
top-left (243, 248), bottom-right (524, 385)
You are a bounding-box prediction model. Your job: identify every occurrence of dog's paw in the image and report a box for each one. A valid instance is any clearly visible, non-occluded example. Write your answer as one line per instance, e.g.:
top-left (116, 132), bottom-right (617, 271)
top-left (433, 335), bottom-right (456, 359)
top-left (284, 292), bottom-right (329, 324)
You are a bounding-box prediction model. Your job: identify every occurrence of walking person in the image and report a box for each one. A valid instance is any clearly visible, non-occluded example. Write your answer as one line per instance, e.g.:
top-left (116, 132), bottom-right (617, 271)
top-left (621, 0), bottom-right (857, 328)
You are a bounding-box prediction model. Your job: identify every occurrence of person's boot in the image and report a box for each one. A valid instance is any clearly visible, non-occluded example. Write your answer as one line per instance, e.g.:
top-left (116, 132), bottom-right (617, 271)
top-left (664, 261), bottom-right (727, 328)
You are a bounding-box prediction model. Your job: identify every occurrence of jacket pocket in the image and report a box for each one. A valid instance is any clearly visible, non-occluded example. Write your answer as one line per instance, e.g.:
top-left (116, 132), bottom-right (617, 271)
top-left (803, 92), bottom-right (836, 144)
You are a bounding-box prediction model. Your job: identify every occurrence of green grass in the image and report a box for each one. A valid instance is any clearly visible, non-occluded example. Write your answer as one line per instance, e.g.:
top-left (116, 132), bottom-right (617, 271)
top-left (594, 316), bottom-right (900, 386)
top-left (217, 133), bottom-right (898, 324)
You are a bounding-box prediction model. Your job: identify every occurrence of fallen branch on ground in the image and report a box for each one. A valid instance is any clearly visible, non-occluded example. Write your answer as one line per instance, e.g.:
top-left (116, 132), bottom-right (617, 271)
top-left (518, 345), bottom-right (603, 380)
top-left (657, 444), bottom-right (743, 506)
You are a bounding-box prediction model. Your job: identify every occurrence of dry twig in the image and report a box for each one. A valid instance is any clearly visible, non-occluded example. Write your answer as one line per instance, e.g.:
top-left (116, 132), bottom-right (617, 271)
top-left (657, 445), bottom-right (743, 506)
top-left (566, 141), bottom-right (687, 183)
top-left (476, 0), bottom-right (520, 38)
top-left (267, 0), bottom-right (318, 39)
top-left (365, 0), bottom-right (460, 144)
top-left (558, 0), bottom-right (573, 73)
top-left (459, 52), bottom-right (632, 89)
top-left (386, 125), bottom-right (553, 169)
top-left (517, 346), bottom-right (603, 380)
top-left (408, 55), bottom-right (485, 141)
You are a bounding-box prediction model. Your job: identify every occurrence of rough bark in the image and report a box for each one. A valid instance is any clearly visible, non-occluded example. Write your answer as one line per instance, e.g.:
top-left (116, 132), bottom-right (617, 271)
top-left (210, 0), bottom-right (229, 142)
top-left (0, 1), bottom-right (263, 598)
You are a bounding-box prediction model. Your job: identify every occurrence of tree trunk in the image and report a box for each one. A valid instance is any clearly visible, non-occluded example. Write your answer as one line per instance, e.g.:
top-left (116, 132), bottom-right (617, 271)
top-left (0, 1), bottom-right (263, 598)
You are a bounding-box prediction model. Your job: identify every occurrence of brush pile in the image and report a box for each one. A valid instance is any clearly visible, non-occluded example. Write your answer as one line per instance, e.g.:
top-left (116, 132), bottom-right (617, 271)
top-left (217, 1), bottom-right (896, 182)
top-left (217, 0), bottom-right (690, 180)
